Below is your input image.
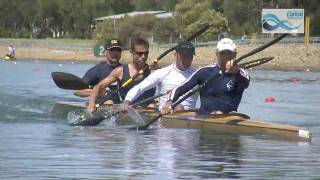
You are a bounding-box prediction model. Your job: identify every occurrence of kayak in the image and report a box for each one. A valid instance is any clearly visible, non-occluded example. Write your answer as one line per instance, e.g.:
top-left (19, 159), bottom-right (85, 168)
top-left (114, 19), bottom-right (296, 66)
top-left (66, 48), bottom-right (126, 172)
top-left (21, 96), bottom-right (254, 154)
top-left (51, 101), bottom-right (312, 142)
top-left (2, 56), bottom-right (16, 61)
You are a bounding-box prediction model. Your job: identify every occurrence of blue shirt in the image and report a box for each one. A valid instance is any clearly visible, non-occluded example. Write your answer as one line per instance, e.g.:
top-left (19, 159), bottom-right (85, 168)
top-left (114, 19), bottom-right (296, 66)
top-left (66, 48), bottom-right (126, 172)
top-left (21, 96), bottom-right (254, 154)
top-left (83, 61), bottom-right (122, 104)
top-left (169, 64), bottom-right (250, 114)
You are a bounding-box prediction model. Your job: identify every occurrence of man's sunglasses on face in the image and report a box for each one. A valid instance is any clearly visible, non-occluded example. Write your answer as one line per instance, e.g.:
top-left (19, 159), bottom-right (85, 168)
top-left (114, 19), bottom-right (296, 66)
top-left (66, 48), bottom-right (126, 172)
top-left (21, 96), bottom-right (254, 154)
top-left (134, 51), bottom-right (149, 56)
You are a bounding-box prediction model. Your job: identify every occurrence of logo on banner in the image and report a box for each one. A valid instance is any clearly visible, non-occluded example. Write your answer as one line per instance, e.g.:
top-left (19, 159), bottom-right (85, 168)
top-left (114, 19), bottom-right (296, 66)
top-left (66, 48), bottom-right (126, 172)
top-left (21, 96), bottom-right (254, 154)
top-left (262, 9), bottom-right (304, 33)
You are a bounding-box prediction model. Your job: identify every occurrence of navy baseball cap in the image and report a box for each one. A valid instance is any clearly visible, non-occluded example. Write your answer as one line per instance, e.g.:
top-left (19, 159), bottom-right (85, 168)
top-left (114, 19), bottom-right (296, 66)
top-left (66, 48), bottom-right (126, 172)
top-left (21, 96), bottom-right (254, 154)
top-left (175, 41), bottom-right (195, 55)
top-left (105, 38), bottom-right (122, 50)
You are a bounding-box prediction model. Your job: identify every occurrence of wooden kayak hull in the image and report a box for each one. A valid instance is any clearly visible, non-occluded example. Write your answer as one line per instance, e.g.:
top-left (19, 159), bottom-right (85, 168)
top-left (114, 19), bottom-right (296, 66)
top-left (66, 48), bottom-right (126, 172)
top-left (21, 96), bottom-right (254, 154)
top-left (51, 101), bottom-right (312, 142)
top-left (136, 109), bottom-right (311, 142)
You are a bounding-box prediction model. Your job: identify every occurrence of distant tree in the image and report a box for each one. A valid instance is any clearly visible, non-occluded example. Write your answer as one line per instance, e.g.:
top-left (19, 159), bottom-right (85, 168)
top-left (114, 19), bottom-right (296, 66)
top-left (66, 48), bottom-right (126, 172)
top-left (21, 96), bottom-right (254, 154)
top-left (105, 0), bottom-right (135, 14)
top-left (174, 0), bottom-right (227, 41)
top-left (93, 20), bottom-right (116, 44)
top-left (153, 18), bottom-right (177, 44)
top-left (93, 14), bottom-right (157, 48)
top-left (1, 0), bottom-right (319, 39)
top-left (221, 0), bottom-right (262, 36)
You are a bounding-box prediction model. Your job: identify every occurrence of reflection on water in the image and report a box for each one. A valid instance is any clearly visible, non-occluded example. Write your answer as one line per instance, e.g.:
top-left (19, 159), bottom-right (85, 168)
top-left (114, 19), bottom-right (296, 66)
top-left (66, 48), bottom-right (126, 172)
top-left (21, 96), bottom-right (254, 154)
top-left (0, 61), bottom-right (320, 179)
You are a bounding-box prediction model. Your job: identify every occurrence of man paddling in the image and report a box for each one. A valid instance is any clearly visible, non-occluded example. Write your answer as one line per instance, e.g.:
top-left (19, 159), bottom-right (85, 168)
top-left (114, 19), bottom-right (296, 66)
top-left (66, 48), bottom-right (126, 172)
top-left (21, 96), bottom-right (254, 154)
top-left (5, 45), bottom-right (15, 60)
top-left (123, 41), bottom-right (198, 112)
top-left (162, 38), bottom-right (250, 115)
top-left (74, 38), bottom-right (123, 103)
top-left (87, 38), bottom-right (155, 112)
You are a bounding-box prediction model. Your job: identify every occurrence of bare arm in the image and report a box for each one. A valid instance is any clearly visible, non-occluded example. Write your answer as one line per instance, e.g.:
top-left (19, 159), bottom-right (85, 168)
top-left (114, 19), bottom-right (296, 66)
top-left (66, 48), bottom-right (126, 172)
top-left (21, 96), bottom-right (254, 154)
top-left (87, 67), bottom-right (123, 112)
top-left (74, 89), bottom-right (93, 97)
top-left (74, 89), bottom-right (107, 98)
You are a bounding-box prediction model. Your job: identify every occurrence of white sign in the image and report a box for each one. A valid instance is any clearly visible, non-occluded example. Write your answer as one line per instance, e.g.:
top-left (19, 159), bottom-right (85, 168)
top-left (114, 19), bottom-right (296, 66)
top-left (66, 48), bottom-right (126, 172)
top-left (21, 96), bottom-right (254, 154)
top-left (262, 9), bottom-right (304, 33)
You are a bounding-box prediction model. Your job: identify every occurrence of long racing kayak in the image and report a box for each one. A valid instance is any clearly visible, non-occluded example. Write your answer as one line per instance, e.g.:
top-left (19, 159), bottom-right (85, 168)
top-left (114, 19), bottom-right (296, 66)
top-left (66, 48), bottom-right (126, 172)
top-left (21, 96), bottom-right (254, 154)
top-left (51, 101), bottom-right (312, 142)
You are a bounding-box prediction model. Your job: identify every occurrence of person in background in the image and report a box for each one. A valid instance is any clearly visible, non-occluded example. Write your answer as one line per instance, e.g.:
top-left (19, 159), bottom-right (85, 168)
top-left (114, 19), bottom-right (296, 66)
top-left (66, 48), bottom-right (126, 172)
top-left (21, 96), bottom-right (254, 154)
top-left (162, 38), bottom-right (250, 115)
top-left (87, 38), bottom-right (155, 112)
top-left (123, 41), bottom-right (198, 112)
top-left (74, 38), bottom-right (122, 103)
top-left (5, 45), bottom-right (15, 60)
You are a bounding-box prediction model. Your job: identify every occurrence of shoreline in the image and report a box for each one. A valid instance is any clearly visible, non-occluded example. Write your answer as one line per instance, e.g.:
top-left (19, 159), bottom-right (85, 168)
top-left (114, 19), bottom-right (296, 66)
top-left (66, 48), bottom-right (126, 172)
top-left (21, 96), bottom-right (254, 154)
top-left (1, 43), bottom-right (319, 71)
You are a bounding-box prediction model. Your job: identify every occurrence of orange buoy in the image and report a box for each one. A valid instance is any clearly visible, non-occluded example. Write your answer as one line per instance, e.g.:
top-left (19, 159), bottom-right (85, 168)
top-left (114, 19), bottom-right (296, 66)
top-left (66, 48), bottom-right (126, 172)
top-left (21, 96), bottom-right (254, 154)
top-left (264, 96), bottom-right (275, 103)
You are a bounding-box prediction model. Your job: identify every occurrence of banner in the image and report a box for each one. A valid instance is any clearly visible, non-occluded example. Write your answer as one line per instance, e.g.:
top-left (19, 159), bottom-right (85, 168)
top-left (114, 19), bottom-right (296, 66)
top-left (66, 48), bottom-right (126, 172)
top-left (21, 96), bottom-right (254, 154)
top-left (262, 9), bottom-right (304, 33)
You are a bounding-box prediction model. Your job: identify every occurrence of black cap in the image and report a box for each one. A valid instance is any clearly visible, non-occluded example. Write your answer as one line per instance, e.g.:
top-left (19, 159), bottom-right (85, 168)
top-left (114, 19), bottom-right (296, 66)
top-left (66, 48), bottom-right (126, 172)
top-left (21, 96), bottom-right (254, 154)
top-left (105, 38), bottom-right (122, 50)
top-left (175, 41), bottom-right (195, 55)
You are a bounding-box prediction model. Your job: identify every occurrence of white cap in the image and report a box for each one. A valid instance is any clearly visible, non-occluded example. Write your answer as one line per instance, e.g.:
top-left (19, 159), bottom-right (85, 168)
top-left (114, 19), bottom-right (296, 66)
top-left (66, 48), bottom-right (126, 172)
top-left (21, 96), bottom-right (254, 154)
top-left (216, 38), bottom-right (236, 52)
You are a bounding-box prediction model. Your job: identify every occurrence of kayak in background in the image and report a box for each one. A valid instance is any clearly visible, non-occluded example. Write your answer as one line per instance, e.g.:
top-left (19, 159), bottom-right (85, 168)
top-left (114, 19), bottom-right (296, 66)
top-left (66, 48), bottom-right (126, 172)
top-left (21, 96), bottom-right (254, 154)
top-left (2, 55), bottom-right (16, 61)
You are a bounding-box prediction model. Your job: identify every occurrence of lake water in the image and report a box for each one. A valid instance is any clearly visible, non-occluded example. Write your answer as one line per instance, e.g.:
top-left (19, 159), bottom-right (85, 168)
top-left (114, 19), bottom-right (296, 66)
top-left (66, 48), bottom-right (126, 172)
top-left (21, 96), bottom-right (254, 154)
top-left (0, 60), bottom-right (319, 179)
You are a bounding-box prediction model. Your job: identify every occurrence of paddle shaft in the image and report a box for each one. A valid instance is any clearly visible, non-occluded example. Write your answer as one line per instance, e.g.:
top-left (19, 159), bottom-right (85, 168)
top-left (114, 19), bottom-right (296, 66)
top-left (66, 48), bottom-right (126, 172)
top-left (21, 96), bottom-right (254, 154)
top-left (235, 33), bottom-right (288, 64)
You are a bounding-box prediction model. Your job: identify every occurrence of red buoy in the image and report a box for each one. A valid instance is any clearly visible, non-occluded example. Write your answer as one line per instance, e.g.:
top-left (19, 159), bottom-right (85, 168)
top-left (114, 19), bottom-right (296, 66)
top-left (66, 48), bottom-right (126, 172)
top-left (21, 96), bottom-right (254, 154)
top-left (32, 67), bottom-right (41, 72)
top-left (292, 77), bottom-right (300, 84)
top-left (264, 96), bottom-right (275, 103)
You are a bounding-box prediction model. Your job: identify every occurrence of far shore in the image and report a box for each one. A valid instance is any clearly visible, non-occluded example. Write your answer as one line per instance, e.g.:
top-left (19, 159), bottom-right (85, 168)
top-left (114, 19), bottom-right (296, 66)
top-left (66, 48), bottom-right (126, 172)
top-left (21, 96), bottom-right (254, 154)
top-left (1, 40), bottom-right (319, 71)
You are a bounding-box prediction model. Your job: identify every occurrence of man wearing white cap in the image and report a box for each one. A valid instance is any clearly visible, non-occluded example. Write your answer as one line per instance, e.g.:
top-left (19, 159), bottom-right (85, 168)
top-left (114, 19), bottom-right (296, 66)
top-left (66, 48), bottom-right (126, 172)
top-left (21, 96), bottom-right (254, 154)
top-left (163, 38), bottom-right (250, 115)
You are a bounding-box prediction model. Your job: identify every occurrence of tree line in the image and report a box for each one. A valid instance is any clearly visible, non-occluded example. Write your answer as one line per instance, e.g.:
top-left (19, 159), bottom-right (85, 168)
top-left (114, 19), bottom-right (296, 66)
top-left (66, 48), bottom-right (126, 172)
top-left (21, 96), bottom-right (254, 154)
top-left (0, 0), bottom-right (318, 43)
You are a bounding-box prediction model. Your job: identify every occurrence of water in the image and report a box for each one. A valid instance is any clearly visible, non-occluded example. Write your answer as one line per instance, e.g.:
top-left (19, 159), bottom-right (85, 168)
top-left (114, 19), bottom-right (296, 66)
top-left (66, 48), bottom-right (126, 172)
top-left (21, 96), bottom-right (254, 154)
top-left (0, 60), bottom-right (320, 179)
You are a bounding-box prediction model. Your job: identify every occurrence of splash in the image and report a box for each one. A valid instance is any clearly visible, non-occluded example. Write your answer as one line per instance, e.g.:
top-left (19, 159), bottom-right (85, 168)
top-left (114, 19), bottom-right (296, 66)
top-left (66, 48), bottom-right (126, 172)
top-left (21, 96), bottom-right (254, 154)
top-left (67, 104), bottom-right (145, 127)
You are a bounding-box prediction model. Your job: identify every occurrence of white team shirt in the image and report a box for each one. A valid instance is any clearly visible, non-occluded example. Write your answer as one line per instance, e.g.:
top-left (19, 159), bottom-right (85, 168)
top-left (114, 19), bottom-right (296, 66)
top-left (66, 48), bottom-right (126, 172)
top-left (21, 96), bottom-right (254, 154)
top-left (125, 64), bottom-right (198, 110)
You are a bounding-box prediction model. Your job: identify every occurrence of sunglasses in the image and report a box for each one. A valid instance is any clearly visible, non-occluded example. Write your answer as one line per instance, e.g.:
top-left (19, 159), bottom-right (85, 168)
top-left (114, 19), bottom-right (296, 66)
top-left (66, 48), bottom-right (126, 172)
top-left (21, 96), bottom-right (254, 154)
top-left (134, 51), bottom-right (149, 56)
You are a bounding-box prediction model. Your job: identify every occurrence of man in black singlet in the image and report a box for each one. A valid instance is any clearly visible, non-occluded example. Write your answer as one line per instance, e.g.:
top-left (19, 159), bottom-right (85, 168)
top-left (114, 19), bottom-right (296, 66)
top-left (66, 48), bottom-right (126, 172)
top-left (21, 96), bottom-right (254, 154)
top-left (74, 38), bottom-right (122, 103)
top-left (87, 38), bottom-right (155, 112)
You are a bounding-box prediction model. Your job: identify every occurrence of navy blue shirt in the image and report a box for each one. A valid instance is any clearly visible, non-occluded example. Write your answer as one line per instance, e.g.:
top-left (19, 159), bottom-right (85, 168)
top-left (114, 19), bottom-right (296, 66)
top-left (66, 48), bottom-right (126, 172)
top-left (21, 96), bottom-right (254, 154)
top-left (83, 61), bottom-right (121, 104)
top-left (169, 64), bottom-right (250, 114)
top-left (82, 61), bottom-right (121, 87)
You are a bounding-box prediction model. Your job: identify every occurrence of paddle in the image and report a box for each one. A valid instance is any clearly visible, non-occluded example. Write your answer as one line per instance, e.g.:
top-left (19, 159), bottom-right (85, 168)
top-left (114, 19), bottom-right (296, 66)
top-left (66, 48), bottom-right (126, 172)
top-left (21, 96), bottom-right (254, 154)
top-left (235, 33), bottom-right (288, 64)
top-left (51, 72), bottom-right (90, 90)
top-left (138, 35), bottom-right (289, 130)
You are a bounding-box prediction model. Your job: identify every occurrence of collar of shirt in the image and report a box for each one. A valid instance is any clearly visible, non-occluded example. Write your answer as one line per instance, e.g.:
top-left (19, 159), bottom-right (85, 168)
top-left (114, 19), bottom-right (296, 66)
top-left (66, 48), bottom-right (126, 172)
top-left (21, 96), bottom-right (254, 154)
top-left (172, 63), bottom-right (194, 74)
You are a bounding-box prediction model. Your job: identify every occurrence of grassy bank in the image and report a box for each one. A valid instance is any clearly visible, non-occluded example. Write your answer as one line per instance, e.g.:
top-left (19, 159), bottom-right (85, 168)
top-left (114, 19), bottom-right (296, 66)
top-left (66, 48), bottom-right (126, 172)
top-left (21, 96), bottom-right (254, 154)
top-left (1, 38), bottom-right (319, 71)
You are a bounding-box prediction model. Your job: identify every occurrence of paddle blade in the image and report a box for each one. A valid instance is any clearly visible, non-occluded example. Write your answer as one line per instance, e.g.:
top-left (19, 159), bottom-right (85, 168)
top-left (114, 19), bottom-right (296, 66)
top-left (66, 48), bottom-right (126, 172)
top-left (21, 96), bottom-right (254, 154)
top-left (51, 72), bottom-right (89, 90)
top-left (67, 108), bottom-right (113, 126)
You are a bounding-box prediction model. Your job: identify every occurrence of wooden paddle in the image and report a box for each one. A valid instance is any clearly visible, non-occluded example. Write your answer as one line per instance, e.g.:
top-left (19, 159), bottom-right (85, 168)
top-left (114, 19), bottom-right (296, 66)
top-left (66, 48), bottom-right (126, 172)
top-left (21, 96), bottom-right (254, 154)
top-left (51, 72), bottom-right (90, 90)
top-left (138, 35), bottom-right (289, 130)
